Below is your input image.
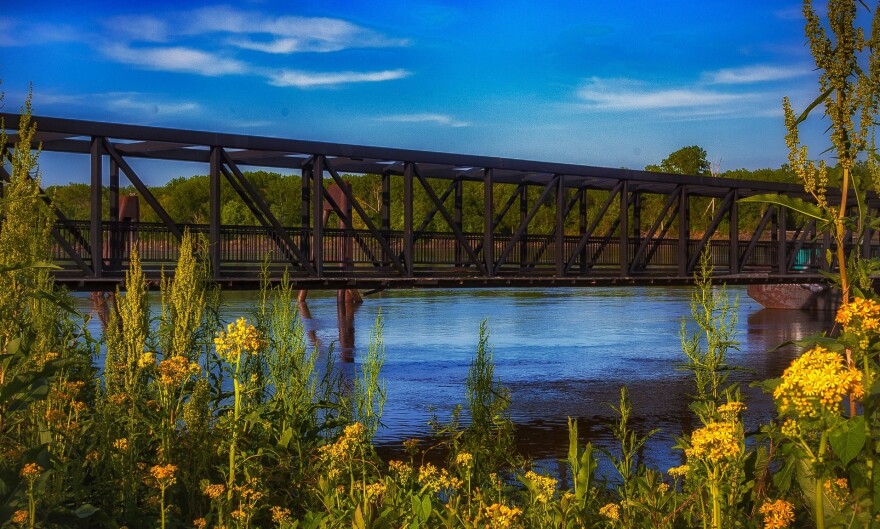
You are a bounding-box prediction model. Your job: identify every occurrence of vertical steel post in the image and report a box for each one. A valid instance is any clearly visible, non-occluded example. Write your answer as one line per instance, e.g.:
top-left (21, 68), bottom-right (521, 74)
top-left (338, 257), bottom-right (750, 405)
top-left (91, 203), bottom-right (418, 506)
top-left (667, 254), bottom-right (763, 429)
top-left (454, 178), bottom-right (463, 267)
top-left (777, 205), bottom-right (787, 274)
top-left (729, 189), bottom-right (739, 274)
top-left (619, 179), bottom-right (629, 277)
top-left (484, 169), bottom-right (494, 275)
top-left (90, 137), bottom-right (103, 278)
top-left (209, 147), bottom-right (221, 279)
top-left (556, 175), bottom-right (566, 277)
top-left (381, 171), bottom-right (391, 232)
top-left (403, 163), bottom-right (414, 276)
top-left (312, 156), bottom-right (324, 277)
top-left (520, 184), bottom-right (529, 269)
top-left (678, 187), bottom-right (689, 276)
top-left (300, 160), bottom-right (311, 261)
top-left (579, 188), bottom-right (588, 273)
top-left (108, 158), bottom-right (120, 269)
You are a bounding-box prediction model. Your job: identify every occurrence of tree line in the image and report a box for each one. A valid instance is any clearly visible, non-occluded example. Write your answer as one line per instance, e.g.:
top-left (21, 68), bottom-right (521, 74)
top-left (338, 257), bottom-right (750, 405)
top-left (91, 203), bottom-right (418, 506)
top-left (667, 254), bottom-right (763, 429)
top-left (45, 145), bottom-right (852, 238)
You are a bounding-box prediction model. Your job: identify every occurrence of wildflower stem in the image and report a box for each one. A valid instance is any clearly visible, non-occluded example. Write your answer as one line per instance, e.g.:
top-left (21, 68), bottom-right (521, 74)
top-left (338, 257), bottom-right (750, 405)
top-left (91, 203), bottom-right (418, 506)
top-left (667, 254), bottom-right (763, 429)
top-left (815, 430), bottom-right (827, 529)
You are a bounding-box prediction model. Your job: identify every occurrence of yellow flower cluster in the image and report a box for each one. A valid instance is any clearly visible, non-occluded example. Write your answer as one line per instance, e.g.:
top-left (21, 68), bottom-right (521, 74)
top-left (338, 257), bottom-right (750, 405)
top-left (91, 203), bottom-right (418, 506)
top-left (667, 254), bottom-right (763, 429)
top-left (484, 503), bottom-right (522, 529)
top-left (667, 464), bottom-right (689, 478)
top-left (388, 460), bottom-right (413, 479)
top-left (270, 506), bottom-right (292, 525)
top-left (524, 470), bottom-right (557, 503)
top-left (201, 482), bottom-right (225, 500)
top-left (12, 509), bottom-right (28, 525)
top-left (193, 518), bottom-right (207, 529)
top-left (718, 401), bottom-right (747, 419)
top-left (157, 356), bottom-right (200, 387)
top-left (214, 317), bottom-right (264, 362)
top-left (138, 352), bottom-right (155, 369)
top-left (824, 478), bottom-right (849, 504)
top-left (317, 422), bottom-right (367, 463)
top-left (418, 463), bottom-right (463, 493)
top-left (599, 502), bottom-right (621, 520)
top-left (353, 481), bottom-right (387, 501)
top-left (759, 499), bottom-right (795, 529)
top-left (150, 464), bottom-right (177, 487)
top-left (113, 438), bottom-right (129, 451)
top-left (773, 346), bottom-right (864, 418)
top-left (836, 297), bottom-right (880, 335)
top-left (686, 422), bottom-right (741, 464)
top-left (781, 419), bottom-right (801, 438)
top-left (455, 452), bottom-right (474, 467)
top-left (20, 463), bottom-right (41, 480)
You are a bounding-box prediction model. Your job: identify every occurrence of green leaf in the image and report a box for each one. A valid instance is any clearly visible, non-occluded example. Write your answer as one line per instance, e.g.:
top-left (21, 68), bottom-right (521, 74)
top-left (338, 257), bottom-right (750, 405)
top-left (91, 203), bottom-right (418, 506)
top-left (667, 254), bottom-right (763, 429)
top-left (278, 427), bottom-right (293, 449)
top-left (795, 87), bottom-right (834, 125)
top-left (829, 416), bottom-right (866, 466)
top-left (740, 194), bottom-right (829, 221)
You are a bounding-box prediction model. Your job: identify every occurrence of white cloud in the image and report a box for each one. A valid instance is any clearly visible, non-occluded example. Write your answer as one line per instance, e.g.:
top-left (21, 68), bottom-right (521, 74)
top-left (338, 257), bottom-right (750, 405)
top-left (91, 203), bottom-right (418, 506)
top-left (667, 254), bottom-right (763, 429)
top-left (104, 93), bottom-right (201, 116)
top-left (0, 18), bottom-right (82, 47)
top-left (185, 7), bottom-right (408, 53)
top-left (378, 113), bottom-right (470, 127)
top-left (102, 44), bottom-right (249, 76)
top-left (267, 68), bottom-right (410, 87)
top-left (576, 77), bottom-right (759, 111)
top-left (702, 64), bottom-right (811, 84)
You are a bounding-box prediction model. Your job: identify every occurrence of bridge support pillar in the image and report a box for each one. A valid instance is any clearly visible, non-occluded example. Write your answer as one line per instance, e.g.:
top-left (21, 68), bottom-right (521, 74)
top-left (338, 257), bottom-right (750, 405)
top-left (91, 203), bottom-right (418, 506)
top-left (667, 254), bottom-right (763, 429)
top-left (90, 137), bottom-right (103, 278)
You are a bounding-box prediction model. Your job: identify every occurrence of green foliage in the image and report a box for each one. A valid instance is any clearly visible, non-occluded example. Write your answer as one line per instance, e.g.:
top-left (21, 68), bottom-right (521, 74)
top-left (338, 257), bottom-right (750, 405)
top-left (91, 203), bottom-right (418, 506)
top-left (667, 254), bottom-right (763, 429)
top-left (645, 145), bottom-right (711, 176)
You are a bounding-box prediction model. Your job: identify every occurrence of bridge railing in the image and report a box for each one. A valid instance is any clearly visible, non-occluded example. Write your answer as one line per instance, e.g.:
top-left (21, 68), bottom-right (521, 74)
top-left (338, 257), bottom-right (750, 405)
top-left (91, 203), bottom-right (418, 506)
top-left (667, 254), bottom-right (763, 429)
top-left (50, 220), bottom-right (839, 280)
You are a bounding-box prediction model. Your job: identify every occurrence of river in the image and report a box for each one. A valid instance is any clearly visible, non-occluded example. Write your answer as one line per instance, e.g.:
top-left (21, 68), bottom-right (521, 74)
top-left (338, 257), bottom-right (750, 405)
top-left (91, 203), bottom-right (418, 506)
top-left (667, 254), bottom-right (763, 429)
top-left (76, 285), bottom-right (834, 474)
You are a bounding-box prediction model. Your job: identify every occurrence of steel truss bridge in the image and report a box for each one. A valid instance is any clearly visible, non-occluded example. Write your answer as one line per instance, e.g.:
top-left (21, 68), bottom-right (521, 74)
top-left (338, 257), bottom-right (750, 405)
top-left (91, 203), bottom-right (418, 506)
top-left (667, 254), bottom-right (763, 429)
top-left (1, 113), bottom-right (874, 291)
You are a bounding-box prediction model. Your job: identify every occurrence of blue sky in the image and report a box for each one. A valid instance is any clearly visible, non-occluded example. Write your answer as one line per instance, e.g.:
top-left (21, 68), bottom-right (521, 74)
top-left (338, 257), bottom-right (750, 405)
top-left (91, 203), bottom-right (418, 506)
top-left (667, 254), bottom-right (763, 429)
top-left (0, 1), bottom-right (837, 183)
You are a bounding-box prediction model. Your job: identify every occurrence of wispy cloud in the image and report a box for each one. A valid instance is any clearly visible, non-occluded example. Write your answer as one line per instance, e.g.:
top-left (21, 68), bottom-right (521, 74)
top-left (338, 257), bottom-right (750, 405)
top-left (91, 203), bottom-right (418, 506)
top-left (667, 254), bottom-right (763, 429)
top-left (267, 68), bottom-right (410, 88)
top-left (576, 77), bottom-right (760, 111)
top-left (0, 18), bottom-right (82, 47)
top-left (702, 64), bottom-right (811, 84)
top-left (378, 113), bottom-right (470, 127)
top-left (184, 7), bottom-right (409, 53)
top-left (104, 93), bottom-right (201, 116)
top-left (102, 44), bottom-right (249, 76)
top-left (102, 15), bottom-right (170, 42)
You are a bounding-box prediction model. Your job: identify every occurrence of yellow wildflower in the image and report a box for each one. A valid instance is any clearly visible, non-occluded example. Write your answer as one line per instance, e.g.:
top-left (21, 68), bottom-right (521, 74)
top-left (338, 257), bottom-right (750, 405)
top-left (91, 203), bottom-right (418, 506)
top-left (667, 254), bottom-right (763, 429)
top-left (686, 422), bottom-right (741, 464)
top-left (112, 438), bottom-right (129, 451)
top-left (157, 356), bottom-right (200, 387)
top-left (20, 463), bottom-right (41, 480)
top-left (824, 478), bottom-right (849, 503)
top-left (150, 464), bottom-right (177, 487)
top-left (599, 503), bottom-right (621, 520)
top-left (718, 401), bottom-right (747, 419)
top-left (524, 470), bottom-right (556, 503)
top-left (388, 460), bottom-right (412, 479)
top-left (270, 506), bottom-right (292, 525)
top-left (455, 452), bottom-right (474, 467)
top-left (773, 346), bottom-right (864, 418)
top-left (193, 518), bottom-right (207, 529)
top-left (12, 509), bottom-right (29, 525)
top-left (214, 317), bottom-right (264, 361)
top-left (231, 509), bottom-right (247, 521)
top-left (836, 297), bottom-right (880, 334)
top-left (668, 464), bottom-right (689, 478)
top-left (138, 352), bottom-right (155, 369)
top-left (658, 482), bottom-right (670, 493)
top-left (759, 499), bottom-right (795, 529)
top-left (363, 482), bottom-right (387, 500)
top-left (780, 418), bottom-right (801, 438)
top-left (484, 503), bottom-right (522, 529)
top-left (417, 463), bottom-right (460, 493)
top-left (201, 483), bottom-right (225, 500)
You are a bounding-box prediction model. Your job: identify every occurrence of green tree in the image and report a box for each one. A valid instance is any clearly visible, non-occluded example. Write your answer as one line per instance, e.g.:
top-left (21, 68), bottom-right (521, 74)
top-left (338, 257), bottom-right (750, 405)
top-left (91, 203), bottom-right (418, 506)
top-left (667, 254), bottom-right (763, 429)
top-left (646, 145), bottom-right (711, 176)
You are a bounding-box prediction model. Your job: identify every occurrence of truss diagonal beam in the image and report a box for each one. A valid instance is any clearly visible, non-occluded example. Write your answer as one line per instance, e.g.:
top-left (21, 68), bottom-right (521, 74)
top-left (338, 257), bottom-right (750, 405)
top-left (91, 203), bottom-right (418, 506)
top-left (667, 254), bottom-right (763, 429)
top-left (103, 139), bottom-right (183, 240)
top-left (493, 175), bottom-right (561, 274)
top-left (219, 149), bottom-right (311, 272)
top-left (630, 187), bottom-right (681, 272)
top-left (565, 181), bottom-right (623, 272)
top-left (686, 190), bottom-right (734, 273)
top-left (413, 165), bottom-right (485, 273)
top-left (322, 156), bottom-right (406, 275)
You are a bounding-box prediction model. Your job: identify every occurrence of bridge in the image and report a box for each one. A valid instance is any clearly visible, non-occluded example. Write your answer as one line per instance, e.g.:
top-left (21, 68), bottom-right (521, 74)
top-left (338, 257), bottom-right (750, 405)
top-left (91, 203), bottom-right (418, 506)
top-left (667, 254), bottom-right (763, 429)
top-left (1, 113), bottom-right (872, 291)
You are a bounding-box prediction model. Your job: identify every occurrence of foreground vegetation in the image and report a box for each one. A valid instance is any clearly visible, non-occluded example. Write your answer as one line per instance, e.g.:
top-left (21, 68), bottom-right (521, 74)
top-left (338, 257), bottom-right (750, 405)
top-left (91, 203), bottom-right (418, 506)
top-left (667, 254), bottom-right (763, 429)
top-left (5, 1), bottom-right (880, 527)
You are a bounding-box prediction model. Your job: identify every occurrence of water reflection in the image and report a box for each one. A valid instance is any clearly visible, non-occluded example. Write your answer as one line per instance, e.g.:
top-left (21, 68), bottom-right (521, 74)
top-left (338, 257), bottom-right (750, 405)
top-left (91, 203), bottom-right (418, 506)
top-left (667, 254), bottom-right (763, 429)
top-left (75, 285), bottom-right (835, 472)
